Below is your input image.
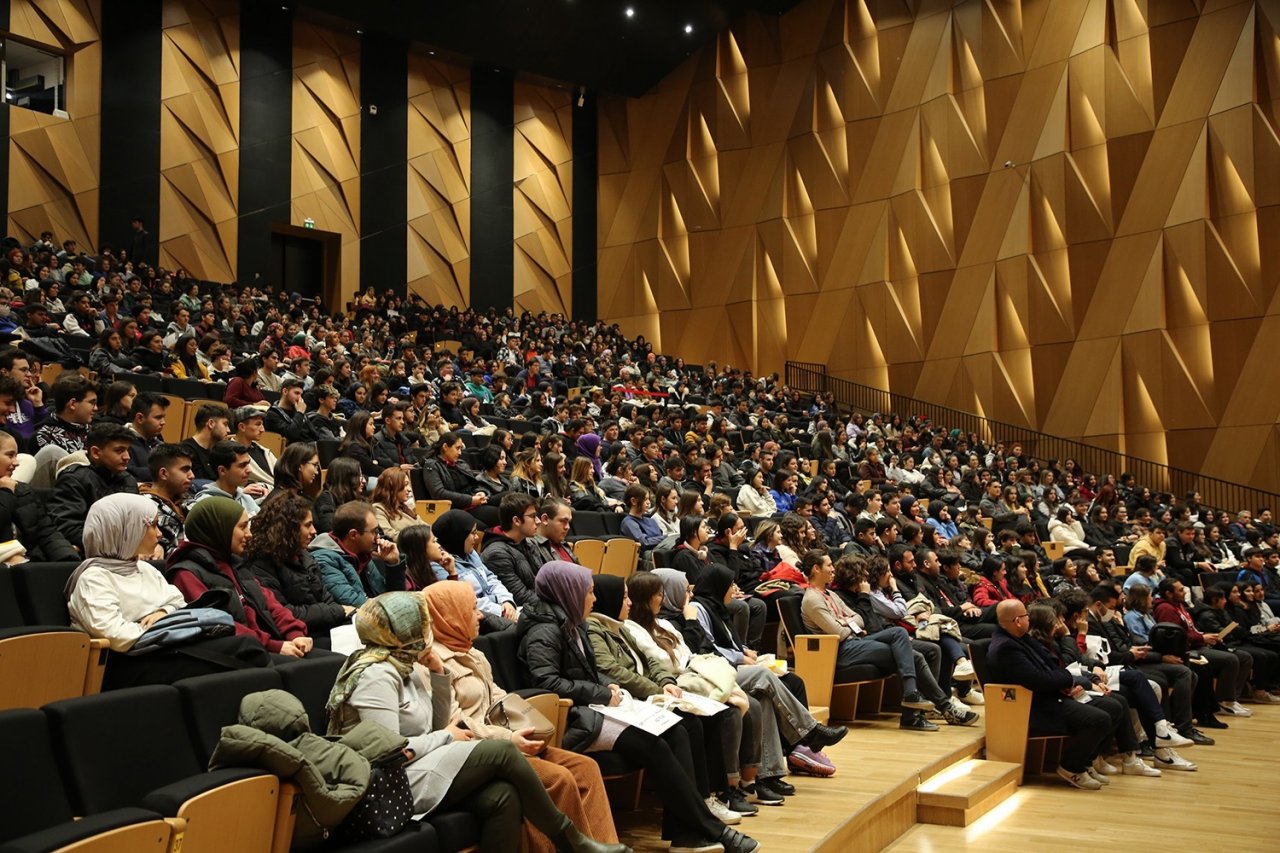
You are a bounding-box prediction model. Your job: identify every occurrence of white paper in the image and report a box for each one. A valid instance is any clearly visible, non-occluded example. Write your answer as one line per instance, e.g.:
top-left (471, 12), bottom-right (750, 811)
top-left (648, 691), bottom-right (729, 717)
top-left (590, 695), bottom-right (682, 736)
top-left (1105, 665), bottom-right (1123, 691)
top-left (330, 623), bottom-right (361, 657)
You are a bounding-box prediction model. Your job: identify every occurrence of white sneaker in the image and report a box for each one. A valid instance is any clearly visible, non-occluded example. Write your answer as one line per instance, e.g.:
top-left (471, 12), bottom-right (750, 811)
top-left (1252, 690), bottom-right (1280, 705)
top-left (706, 796), bottom-right (741, 825)
top-left (952, 659), bottom-right (976, 681)
top-left (1121, 754), bottom-right (1162, 777)
top-left (1154, 721), bottom-right (1193, 749)
top-left (1057, 766), bottom-right (1102, 790)
top-left (1085, 767), bottom-right (1111, 786)
top-left (1092, 756), bottom-right (1119, 776)
top-left (1153, 748), bottom-right (1198, 772)
top-left (957, 687), bottom-right (984, 705)
top-left (1220, 701), bottom-right (1253, 717)
top-left (949, 696), bottom-right (973, 715)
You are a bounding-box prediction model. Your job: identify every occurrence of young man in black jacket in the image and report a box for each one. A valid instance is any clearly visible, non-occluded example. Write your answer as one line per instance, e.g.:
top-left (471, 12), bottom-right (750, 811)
top-left (48, 423), bottom-right (139, 552)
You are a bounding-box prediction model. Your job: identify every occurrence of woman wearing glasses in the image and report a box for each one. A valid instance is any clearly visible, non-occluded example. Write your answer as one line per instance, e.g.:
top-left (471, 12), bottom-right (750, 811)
top-left (269, 442), bottom-right (322, 504)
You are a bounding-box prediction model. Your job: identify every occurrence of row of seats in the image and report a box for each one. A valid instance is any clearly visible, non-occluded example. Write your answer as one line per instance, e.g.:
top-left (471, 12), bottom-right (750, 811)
top-left (0, 657), bottom-right (474, 853)
top-left (571, 538), bottom-right (639, 579)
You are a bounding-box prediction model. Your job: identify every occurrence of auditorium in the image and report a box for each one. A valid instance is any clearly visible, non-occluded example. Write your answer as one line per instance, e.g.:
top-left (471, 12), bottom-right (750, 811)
top-left (0, 1), bottom-right (1277, 851)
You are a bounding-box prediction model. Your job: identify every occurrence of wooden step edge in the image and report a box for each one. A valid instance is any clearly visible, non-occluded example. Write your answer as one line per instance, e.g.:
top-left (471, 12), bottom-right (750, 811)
top-left (916, 761), bottom-right (1022, 809)
top-left (916, 773), bottom-right (1019, 827)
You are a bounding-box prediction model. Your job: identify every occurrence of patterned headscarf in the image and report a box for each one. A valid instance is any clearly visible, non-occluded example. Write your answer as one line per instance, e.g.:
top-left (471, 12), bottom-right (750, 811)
top-left (325, 592), bottom-right (432, 733)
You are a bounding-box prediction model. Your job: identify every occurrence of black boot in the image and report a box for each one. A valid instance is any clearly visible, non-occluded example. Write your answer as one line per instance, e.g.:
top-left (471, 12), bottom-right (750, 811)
top-left (804, 722), bottom-right (848, 750)
top-left (554, 824), bottom-right (632, 853)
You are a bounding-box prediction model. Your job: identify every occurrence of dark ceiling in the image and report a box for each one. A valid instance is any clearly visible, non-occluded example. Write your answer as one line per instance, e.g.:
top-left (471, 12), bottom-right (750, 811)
top-left (292, 0), bottom-right (801, 97)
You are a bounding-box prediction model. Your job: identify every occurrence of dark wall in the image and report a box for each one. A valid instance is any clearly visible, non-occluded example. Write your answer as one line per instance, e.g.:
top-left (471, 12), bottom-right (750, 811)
top-left (359, 33), bottom-right (408, 296)
top-left (98, 0), bottom-right (162, 263)
top-left (469, 65), bottom-right (514, 313)
top-left (0, 0), bottom-right (9, 233)
top-left (237, 2), bottom-right (294, 288)
top-left (571, 92), bottom-right (597, 322)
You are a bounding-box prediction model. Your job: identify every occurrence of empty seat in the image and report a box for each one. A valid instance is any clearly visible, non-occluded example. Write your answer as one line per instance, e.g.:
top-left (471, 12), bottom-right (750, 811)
top-left (175, 669), bottom-right (284, 763)
top-left (317, 439), bottom-right (342, 468)
top-left (0, 566), bottom-right (103, 711)
top-left (277, 654), bottom-right (346, 734)
top-left (10, 562), bottom-right (82, 626)
top-left (574, 539), bottom-right (607, 573)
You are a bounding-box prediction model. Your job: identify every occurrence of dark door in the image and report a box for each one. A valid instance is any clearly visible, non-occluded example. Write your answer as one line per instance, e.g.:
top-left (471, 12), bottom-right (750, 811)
top-left (268, 231), bottom-right (323, 301)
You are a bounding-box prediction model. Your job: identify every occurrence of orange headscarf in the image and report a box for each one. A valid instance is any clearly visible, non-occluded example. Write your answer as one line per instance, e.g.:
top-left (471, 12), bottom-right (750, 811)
top-left (423, 582), bottom-right (479, 653)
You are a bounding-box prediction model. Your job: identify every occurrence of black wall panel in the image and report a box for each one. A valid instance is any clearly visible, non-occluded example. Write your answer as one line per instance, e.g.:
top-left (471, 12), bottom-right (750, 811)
top-left (359, 33), bottom-right (407, 296)
top-left (469, 65), bottom-right (513, 313)
top-left (571, 92), bottom-right (597, 322)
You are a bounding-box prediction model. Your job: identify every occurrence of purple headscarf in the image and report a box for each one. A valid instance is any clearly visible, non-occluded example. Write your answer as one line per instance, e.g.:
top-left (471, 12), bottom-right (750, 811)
top-left (534, 560), bottom-right (594, 629)
top-left (575, 432), bottom-right (604, 480)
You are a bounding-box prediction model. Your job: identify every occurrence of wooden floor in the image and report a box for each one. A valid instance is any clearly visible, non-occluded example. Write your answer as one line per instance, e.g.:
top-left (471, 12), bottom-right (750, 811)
top-left (889, 703), bottom-right (1280, 852)
top-left (613, 710), bottom-right (986, 853)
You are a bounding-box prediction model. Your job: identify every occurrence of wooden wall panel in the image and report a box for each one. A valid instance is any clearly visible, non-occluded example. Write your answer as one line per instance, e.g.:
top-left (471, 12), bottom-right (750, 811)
top-left (291, 21), bottom-right (359, 302)
top-left (7, 0), bottom-right (101, 249)
top-left (513, 81), bottom-right (572, 316)
top-left (406, 54), bottom-right (470, 307)
top-left (599, 0), bottom-right (1280, 493)
top-left (159, 0), bottom-right (238, 281)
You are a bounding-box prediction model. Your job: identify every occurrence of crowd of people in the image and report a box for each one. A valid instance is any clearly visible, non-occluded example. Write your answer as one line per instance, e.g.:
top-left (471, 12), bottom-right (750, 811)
top-left (1, 230), bottom-right (1276, 851)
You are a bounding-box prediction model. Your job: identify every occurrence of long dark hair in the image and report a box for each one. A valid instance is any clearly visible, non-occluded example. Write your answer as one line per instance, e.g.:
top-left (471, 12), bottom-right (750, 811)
top-left (274, 441), bottom-right (319, 497)
top-left (341, 411), bottom-right (374, 451)
top-left (626, 571), bottom-right (682, 667)
top-left (323, 457), bottom-right (366, 506)
top-left (399, 523), bottom-right (438, 588)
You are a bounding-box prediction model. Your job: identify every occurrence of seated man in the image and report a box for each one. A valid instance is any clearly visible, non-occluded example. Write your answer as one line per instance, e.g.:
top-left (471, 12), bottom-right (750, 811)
top-left (529, 497), bottom-right (579, 566)
top-left (188, 441), bottom-right (261, 518)
top-left (986, 599), bottom-right (1141, 789)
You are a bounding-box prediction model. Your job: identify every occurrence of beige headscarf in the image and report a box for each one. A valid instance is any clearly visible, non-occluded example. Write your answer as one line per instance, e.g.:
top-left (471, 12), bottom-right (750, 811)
top-left (64, 493), bottom-right (159, 596)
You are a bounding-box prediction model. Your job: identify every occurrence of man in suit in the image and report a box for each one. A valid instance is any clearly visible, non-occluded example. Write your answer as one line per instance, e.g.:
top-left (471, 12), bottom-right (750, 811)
top-left (985, 599), bottom-right (1115, 790)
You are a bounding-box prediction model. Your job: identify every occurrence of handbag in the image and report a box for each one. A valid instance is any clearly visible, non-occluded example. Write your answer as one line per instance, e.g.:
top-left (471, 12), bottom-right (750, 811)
top-left (484, 693), bottom-right (556, 744)
top-left (338, 750), bottom-right (413, 841)
top-left (685, 653), bottom-right (739, 703)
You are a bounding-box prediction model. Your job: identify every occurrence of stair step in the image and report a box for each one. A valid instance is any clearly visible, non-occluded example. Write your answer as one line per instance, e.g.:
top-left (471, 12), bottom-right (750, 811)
top-left (916, 759), bottom-right (1021, 827)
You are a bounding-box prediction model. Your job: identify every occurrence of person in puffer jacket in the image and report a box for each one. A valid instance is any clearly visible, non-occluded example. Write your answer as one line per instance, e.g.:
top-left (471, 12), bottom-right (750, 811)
top-left (310, 500), bottom-right (408, 608)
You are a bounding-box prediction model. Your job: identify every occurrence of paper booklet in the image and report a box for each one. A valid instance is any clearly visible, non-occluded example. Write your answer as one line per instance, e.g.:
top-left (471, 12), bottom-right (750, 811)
top-left (590, 690), bottom-right (682, 736)
top-left (647, 691), bottom-right (729, 717)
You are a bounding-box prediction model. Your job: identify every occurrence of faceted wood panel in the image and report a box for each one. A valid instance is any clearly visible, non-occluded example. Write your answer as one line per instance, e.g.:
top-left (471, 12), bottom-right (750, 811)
top-left (514, 81), bottom-right (572, 316)
top-left (407, 54), bottom-right (470, 307)
top-left (160, 0), bottom-right (239, 282)
top-left (291, 20), bottom-right (359, 302)
top-left (599, 0), bottom-right (1280, 493)
top-left (6, 0), bottom-right (102, 249)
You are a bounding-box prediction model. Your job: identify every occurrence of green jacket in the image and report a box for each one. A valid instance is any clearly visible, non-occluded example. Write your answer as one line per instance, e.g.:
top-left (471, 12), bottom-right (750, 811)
top-left (585, 613), bottom-right (679, 699)
top-left (209, 689), bottom-right (407, 851)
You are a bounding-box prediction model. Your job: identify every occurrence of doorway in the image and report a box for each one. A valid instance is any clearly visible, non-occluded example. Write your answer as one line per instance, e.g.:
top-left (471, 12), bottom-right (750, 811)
top-left (268, 224), bottom-right (340, 308)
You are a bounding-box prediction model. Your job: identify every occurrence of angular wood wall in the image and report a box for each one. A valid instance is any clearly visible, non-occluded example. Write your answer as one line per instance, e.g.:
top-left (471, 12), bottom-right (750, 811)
top-left (291, 21), bottom-right (360, 301)
top-left (6, 0), bottom-right (101, 249)
top-left (407, 54), bottom-right (470, 307)
top-left (159, 0), bottom-right (238, 282)
top-left (514, 81), bottom-right (573, 316)
top-left (598, 0), bottom-right (1280, 493)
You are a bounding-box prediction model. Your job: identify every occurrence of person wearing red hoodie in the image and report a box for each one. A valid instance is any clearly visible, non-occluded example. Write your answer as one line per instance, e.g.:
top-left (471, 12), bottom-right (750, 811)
top-left (1152, 578), bottom-right (1239, 729)
top-left (165, 495), bottom-right (313, 657)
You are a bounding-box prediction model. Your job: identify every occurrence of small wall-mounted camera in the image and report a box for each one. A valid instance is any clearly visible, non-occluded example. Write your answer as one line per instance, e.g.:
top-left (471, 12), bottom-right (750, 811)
top-left (368, 104), bottom-right (379, 116)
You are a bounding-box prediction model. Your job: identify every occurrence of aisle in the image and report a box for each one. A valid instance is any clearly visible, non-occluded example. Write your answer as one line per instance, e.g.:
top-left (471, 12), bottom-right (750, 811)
top-left (888, 704), bottom-right (1280, 852)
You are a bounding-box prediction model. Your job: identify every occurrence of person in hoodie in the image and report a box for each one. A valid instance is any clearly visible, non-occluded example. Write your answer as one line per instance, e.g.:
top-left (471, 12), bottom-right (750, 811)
top-left (311, 500), bottom-right (408, 607)
top-left (481, 492), bottom-right (543, 607)
top-left (243, 491), bottom-right (354, 640)
top-left (48, 423), bottom-right (140, 553)
top-left (431, 509), bottom-right (518, 633)
top-left (165, 495), bottom-right (313, 657)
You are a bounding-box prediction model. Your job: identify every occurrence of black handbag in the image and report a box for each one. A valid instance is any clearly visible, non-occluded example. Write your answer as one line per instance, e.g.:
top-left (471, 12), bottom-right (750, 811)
top-left (1149, 621), bottom-right (1188, 657)
top-left (338, 750), bottom-right (414, 840)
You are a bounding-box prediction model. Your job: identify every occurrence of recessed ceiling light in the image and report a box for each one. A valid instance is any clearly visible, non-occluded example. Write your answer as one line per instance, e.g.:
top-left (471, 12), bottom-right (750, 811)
top-left (625, 7), bottom-right (635, 18)
top-left (684, 23), bottom-right (693, 34)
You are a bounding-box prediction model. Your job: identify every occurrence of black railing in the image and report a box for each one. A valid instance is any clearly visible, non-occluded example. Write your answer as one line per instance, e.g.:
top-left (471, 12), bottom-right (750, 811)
top-left (785, 362), bottom-right (1280, 516)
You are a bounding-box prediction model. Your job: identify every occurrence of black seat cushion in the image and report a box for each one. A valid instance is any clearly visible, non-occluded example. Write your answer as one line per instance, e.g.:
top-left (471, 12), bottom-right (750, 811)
top-left (472, 630), bottom-right (523, 692)
top-left (323, 821), bottom-right (439, 853)
top-left (0, 709), bottom-right (75, 843)
top-left (45, 685), bottom-right (203, 814)
top-left (139, 767), bottom-right (272, 815)
top-left (11, 563), bottom-right (81, 626)
top-left (0, 568), bottom-right (26, 628)
top-left (0, 807), bottom-right (167, 853)
top-left (175, 669), bottom-right (284, 763)
top-left (278, 653), bottom-right (346, 734)
top-left (424, 810), bottom-right (478, 851)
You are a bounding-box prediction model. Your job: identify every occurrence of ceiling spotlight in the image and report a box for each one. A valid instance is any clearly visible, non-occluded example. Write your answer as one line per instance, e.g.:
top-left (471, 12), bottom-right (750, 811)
top-left (356, 29), bottom-right (363, 34)
top-left (625, 7), bottom-right (635, 18)
top-left (684, 23), bottom-right (693, 34)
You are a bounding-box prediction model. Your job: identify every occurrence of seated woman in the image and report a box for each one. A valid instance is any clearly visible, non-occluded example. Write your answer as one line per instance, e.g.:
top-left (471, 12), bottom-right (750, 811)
top-left (588, 574), bottom-right (754, 825)
top-left (370, 468), bottom-right (421, 542)
top-left (971, 555), bottom-right (1020, 609)
top-left (242, 492), bottom-right (353, 640)
top-left (568, 457), bottom-right (610, 513)
top-left (802, 552), bottom-right (977, 730)
top-left (326, 592), bottom-right (627, 853)
top-left (431, 510), bottom-right (519, 633)
top-left (630, 569), bottom-right (836, 783)
top-left (338, 411), bottom-right (381, 478)
top-left (166, 495), bottom-right (315, 657)
top-left (312, 457), bottom-right (366, 533)
top-left (619, 485), bottom-right (665, 552)
top-left (0, 430), bottom-right (79, 562)
top-left (89, 329), bottom-right (138, 378)
top-left (422, 431), bottom-right (488, 510)
top-left (671, 515), bottom-right (711, 583)
top-left (474, 444), bottom-right (511, 497)
top-left (270, 442), bottom-right (320, 505)
top-left (518, 561), bottom-right (759, 853)
top-left (735, 470), bottom-right (776, 518)
top-left (67, 494), bottom-right (269, 688)
top-left (424, 582), bottom-right (621, 853)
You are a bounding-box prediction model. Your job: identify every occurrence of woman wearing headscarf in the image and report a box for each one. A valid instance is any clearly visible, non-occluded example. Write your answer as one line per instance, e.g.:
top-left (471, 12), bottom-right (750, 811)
top-left (574, 433), bottom-right (604, 482)
top-left (433, 509), bottom-right (519, 633)
top-left (586, 575), bottom-right (748, 826)
top-left (327, 592), bottom-right (627, 853)
top-left (424, 583), bottom-right (620, 853)
top-left (67, 494), bottom-right (269, 688)
top-left (517, 561), bottom-right (759, 853)
top-left (672, 566), bottom-right (846, 793)
top-left (165, 496), bottom-right (314, 657)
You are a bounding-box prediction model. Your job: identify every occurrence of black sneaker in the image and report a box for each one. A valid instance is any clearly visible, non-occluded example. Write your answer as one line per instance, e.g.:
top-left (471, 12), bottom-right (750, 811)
top-left (1137, 741), bottom-right (1156, 759)
top-left (742, 781), bottom-right (783, 806)
top-left (720, 787), bottom-right (759, 816)
top-left (719, 826), bottom-right (760, 853)
top-left (1183, 727), bottom-right (1216, 746)
top-left (760, 776), bottom-right (795, 796)
top-left (668, 838), bottom-right (725, 853)
top-left (900, 711), bottom-right (939, 731)
top-left (804, 722), bottom-right (848, 750)
top-left (1197, 715), bottom-right (1229, 730)
top-left (901, 691), bottom-right (934, 710)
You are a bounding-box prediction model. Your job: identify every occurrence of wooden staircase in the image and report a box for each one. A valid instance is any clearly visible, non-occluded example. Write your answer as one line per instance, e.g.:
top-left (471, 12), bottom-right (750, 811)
top-left (915, 758), bottom-right (1022, 827)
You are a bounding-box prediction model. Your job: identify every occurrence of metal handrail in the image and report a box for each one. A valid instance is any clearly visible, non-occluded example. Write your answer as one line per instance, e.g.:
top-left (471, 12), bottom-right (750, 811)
top-left (785, 362), bottom-right (1280, 516)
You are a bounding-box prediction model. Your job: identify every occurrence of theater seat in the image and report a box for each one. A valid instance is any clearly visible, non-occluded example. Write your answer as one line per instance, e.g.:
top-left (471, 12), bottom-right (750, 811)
top-left (276, 653), bottom-right (346, 734)
top-left (776, 595), bottom-right (894, 722)
top-left (175, 669), bottom-right (285, 763)
top-left (0, 567), bottom-right (104, 711)
top-left (10, 562), bottom-right (82, 626)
